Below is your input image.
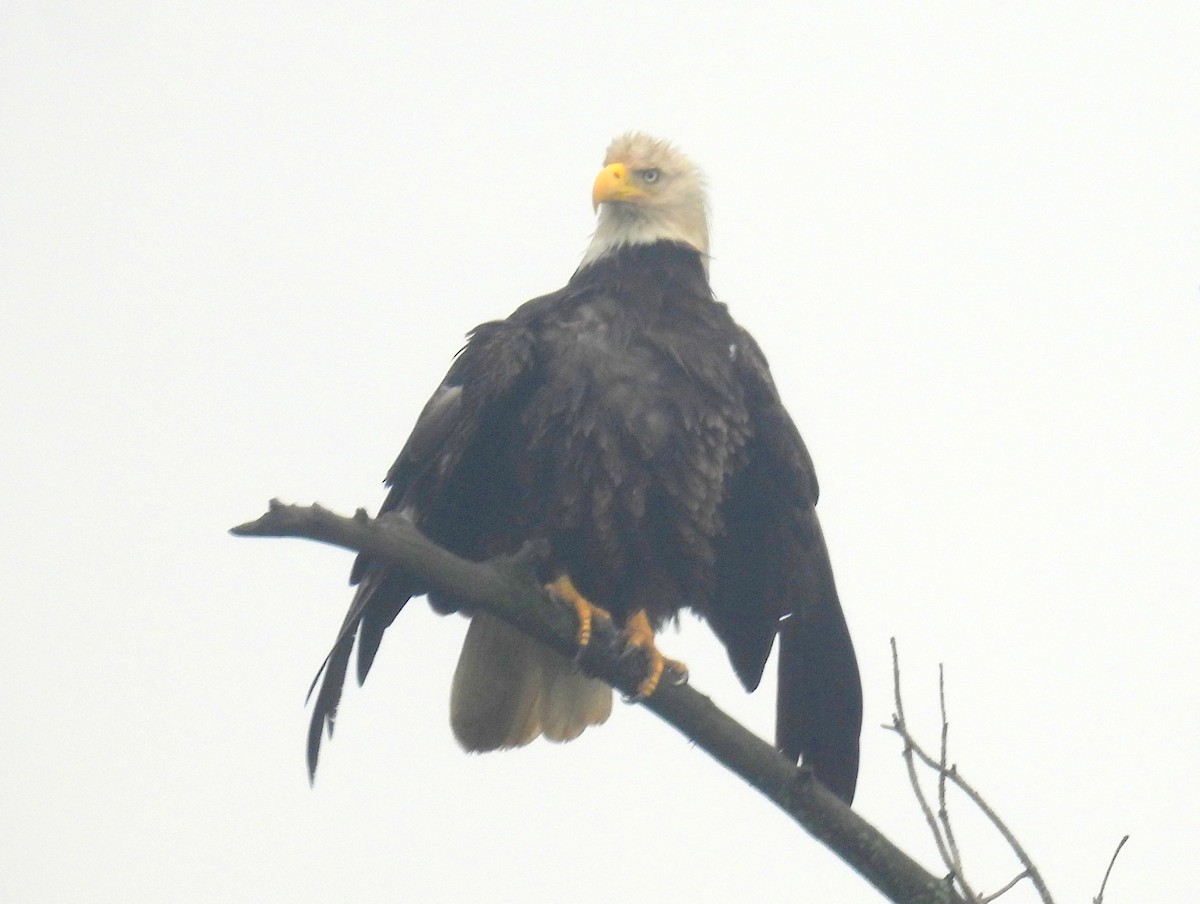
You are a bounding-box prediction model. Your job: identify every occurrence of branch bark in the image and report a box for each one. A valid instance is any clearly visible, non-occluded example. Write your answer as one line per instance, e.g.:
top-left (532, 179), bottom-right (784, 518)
top-left (233, 500), bottom-right (966, 904)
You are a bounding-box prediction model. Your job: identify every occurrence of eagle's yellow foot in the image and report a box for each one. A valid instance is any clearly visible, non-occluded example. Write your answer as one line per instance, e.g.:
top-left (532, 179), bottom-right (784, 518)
top-left (621, 609), bottom-right (688, 700)
top-left (546, 574), bottom-right (612, 660)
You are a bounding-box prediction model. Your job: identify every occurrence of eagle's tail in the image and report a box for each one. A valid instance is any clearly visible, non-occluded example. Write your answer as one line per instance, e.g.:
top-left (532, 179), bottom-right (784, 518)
top-left (450, 613), bottom-right (612, 750)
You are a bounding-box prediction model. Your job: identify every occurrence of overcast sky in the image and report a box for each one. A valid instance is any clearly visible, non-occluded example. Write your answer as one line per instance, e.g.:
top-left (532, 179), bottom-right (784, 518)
top-left (3, 4), bottom-right (1197, 902)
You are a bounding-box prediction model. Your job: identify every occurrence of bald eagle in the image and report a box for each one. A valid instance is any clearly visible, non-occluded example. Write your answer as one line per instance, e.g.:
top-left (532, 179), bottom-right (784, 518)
top-left (308, 133), bottom-right (863, 803)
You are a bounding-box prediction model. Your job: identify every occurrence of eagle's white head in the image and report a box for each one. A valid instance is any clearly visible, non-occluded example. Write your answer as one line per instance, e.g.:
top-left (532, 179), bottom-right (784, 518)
top-left (579, 132), bottom-right (710, 273)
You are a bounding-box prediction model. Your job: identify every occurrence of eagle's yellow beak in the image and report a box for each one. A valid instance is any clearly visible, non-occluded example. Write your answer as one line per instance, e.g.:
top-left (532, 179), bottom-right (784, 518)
top-left (592, 162), bottom-right (646, 211)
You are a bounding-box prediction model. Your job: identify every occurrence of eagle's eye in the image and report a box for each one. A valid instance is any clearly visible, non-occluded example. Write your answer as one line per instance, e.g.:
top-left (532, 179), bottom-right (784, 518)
top-left (638, 168), bottom-right (662, 184)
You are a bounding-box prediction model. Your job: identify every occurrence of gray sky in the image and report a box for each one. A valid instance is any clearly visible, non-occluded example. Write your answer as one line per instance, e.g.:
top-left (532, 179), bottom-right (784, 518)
top-left (4, 4), bottom-right (1197, 901)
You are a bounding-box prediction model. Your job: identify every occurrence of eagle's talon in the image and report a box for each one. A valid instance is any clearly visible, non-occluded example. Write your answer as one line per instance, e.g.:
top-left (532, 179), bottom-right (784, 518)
top-left (616, 609), bottom-right (686, 701)
top-left (664, 659), bottom-right (689, 687)
top-left (571, 647), bottom-right (586, 670)
top-left (545, 574), bottom-right (611, 660)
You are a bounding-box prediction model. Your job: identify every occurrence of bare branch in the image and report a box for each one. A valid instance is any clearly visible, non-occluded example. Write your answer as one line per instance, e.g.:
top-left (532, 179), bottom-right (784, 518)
top-left (889, 639), bottom-right (956, 877)
top-left (981, 870), bottom-right (1030, 902)
top-left (885, 643), bottom-right (1055, 904)
top-left (235, 501), bottom-right (967, 904)
top-left (937, 664), bottom-right (974, 900)
top-left (1093, 835), bottom-right (1129, 904)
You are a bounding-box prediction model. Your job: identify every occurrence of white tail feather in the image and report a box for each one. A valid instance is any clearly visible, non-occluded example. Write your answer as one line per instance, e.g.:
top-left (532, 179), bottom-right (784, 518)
top-left (450, 613), bottom-right (612, 751)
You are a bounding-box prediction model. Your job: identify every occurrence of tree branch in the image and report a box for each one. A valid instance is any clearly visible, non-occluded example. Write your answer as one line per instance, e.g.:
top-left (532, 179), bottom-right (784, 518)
top-left (886, 640), bottom-right (1055, 903)
top-left (1092, 835), bottom-right (1128, 904)
top-left (233, 500), bottom-right (966, 904)
top-left (891, 639), bottom-right (960, 888)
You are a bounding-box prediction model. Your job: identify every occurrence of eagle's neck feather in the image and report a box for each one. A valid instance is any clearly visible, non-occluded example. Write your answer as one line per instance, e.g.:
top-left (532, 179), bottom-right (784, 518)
top-left (579, 205), bottom-right (709, 275)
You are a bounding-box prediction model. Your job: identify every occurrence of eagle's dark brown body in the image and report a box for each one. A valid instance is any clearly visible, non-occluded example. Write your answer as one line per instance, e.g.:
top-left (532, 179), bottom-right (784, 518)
top-left (308, 240), bottom-right (863, 801)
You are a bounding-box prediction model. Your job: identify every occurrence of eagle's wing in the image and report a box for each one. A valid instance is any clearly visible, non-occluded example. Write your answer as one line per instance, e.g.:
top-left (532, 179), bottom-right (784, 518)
top-left (711, 329), bottom-right (863, 803)
top-left (305, 316), bottom-right (539, 779)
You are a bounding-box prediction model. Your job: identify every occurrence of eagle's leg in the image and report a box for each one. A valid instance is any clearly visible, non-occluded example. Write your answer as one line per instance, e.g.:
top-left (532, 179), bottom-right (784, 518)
top-left (620, 609), bottom-right (688, 700)
top-left (545, 574), bottom-right (613, 656)
top-left (544, 577), bottom-right (687, 698)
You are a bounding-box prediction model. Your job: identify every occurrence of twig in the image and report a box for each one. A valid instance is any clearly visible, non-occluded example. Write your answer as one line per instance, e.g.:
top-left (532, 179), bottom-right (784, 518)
top-left (889, 640), bottom-right (956, 879)
top-left (937, 664), bottom-right (972, 899)
top-left (885, 642), bottom-right (1055, 904)
top-left (1093, 835), bottom-right (1128, 904)
top-left (234, 500), bottom-right (967, 904)
top-left (981, 870), bottom-right (1029, 902)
